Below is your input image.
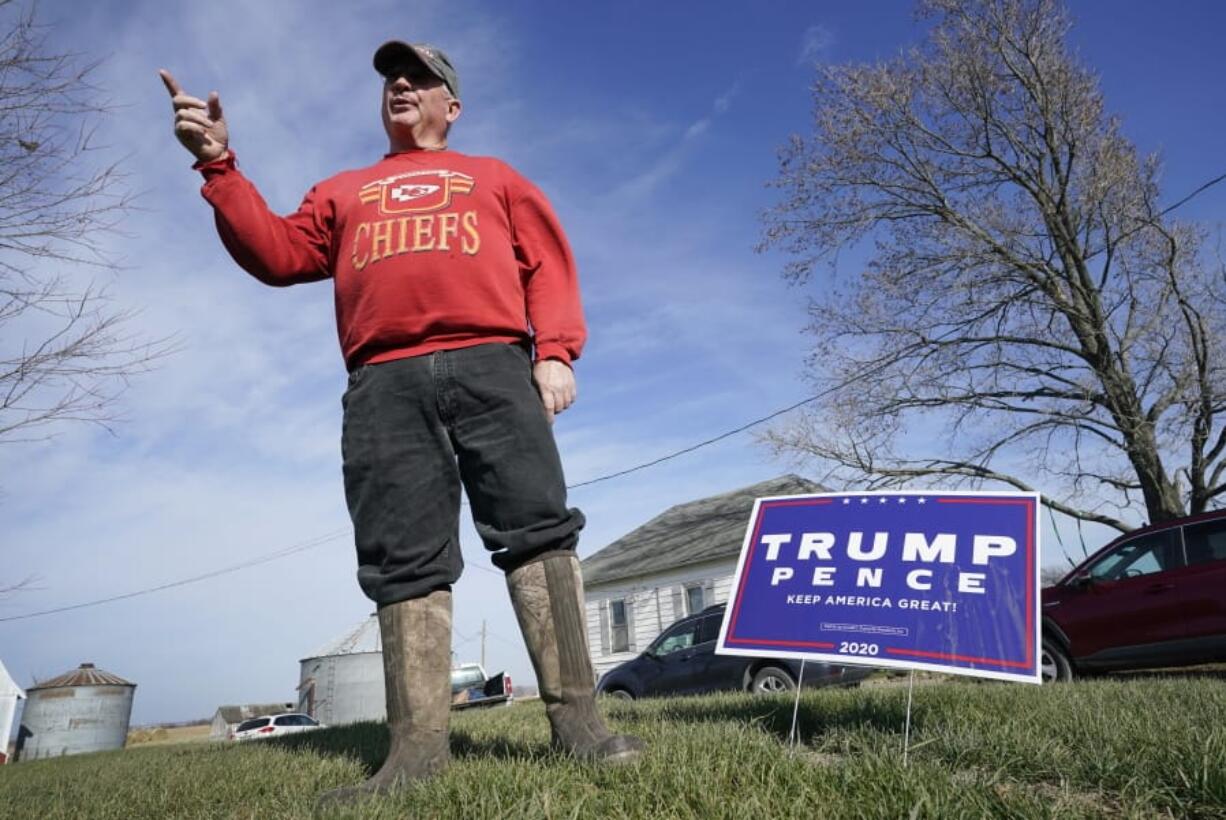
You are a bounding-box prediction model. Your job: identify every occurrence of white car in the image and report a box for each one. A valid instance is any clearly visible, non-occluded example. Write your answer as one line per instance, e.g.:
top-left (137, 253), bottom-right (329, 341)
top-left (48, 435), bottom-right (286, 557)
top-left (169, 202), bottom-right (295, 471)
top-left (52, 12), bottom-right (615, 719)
top-left (230, 712), bottom-right (323, 741)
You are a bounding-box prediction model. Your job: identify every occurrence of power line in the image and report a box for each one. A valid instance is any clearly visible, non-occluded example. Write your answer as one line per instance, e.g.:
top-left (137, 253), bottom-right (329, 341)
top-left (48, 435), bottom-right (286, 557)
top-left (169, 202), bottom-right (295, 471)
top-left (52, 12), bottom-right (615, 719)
top-left (0, 527), bottom-right (508, 624)
top-left (0, 529), bottom-right (351, 623)
top-left (0, 392), bottom-right (823, 623)
top-left (1112, 170), bottom-right (1226, 248)
top-left (1160, 171), bottom-right (1226, 216)
top-left (7, 169), bottom-right (1221, 625)
top-left (482, 627), bottom-right (524, 650)
top-left (568, 393), bottom-right (822, 490)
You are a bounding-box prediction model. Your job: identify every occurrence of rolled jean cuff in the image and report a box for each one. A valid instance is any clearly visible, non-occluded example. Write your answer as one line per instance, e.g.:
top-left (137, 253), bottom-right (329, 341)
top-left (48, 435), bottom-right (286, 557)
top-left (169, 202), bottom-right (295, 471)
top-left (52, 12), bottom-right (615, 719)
top-left (485, 507), bottom-right (586, 573)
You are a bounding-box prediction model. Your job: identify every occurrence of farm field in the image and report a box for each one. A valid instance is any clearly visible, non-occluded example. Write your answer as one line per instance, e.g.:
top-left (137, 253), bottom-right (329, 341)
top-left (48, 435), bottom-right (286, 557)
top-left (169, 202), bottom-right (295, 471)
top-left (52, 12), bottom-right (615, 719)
top-left (1, 676), bottom-right (1224, 819)
top-left (126, 723), bottom-right (213, 747)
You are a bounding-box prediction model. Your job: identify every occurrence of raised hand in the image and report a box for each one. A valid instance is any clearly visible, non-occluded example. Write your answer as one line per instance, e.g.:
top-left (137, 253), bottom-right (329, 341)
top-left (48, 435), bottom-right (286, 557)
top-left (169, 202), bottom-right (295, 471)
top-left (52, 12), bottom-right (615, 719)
top-left (159, 69), bottom-right (229, 163)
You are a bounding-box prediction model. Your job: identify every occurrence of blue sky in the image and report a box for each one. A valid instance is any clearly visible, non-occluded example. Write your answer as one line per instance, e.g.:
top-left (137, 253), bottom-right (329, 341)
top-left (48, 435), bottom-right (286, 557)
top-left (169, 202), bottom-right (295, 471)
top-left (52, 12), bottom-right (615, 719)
top-left (2, 0), bottom-right (1224, 727)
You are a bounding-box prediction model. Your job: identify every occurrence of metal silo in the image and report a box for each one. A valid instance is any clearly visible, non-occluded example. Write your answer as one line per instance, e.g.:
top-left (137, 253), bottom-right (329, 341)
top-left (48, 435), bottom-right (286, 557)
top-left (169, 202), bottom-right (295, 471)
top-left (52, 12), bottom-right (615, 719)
top-left (17, 663), bottom-right (136, 760)
top-left (298, 615), bottom-right (386, 726)
top-left (0, 660), bottom-right (25, 765)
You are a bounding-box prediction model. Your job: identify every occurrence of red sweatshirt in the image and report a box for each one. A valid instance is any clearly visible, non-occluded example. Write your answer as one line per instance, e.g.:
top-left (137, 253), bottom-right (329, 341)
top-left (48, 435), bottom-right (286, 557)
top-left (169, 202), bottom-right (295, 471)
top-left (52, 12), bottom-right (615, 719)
top-left (198, 150), bottom-right (586, 370)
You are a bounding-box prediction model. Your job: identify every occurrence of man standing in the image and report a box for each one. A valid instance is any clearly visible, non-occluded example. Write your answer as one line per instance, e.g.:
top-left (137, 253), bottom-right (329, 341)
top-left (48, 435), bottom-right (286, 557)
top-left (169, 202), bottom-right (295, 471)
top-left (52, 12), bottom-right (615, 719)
top-left (160, 40), bottom-right (642, 803)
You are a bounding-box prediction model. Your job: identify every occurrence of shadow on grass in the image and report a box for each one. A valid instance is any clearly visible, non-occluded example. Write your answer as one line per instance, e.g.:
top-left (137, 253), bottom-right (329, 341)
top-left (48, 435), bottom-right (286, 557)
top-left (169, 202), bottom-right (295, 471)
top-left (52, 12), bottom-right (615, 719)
top-left (1106, 666), bottom-right (1226, 683)
top-left (268, 720), bottom-right (547, 774)
top-left (610, 691), bottom-right (920, 745)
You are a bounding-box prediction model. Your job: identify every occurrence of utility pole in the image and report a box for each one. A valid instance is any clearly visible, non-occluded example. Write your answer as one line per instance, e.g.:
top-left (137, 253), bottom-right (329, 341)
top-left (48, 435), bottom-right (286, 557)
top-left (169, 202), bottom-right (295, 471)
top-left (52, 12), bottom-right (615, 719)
top-left (481, 620), bottom-right (486, 668)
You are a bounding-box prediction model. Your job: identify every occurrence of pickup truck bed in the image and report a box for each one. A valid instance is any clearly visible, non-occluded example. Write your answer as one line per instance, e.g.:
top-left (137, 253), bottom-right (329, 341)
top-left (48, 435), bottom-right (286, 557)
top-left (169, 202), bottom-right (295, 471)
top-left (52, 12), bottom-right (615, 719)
top-left (451, 671), bottom-right (512, 710)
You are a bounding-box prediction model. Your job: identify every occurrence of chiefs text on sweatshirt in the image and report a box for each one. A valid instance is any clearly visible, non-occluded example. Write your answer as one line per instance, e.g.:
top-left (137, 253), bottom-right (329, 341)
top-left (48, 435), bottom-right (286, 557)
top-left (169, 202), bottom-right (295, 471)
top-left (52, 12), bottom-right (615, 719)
top-left (198, 149), bottom-right (586, 371)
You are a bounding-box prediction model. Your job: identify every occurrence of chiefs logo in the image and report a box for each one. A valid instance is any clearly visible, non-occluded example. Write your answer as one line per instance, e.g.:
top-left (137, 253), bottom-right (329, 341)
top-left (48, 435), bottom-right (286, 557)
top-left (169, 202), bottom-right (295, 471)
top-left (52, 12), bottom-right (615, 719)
top-left (359, 169), bottom-right (475, 215)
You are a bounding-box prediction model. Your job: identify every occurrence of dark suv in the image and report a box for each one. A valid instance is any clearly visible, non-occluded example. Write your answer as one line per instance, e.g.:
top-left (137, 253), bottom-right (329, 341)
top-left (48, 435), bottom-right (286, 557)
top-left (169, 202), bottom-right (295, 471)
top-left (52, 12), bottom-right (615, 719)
top-left (1041, 509), bottom-right (1226, 681)
top-left (595, 604), bottom-right (873, 699)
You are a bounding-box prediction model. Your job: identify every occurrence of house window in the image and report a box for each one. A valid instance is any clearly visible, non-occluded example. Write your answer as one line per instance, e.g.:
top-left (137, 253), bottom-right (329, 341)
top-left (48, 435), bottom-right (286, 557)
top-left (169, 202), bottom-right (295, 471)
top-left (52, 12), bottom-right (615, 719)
top-left (609, 599), bottom-right (629, 653)
top-left (685, 584), bottom-right (705, 615)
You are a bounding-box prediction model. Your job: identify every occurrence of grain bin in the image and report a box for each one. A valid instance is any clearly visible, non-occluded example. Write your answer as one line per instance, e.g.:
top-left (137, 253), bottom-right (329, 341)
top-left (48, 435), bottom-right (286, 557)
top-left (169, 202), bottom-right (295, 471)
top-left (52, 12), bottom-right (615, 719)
top-left (16, 663), bottom-right (136, 760)
top-left (0, 660), bottom-right (25, 764)
top-left (298, 615), bottom-right (386, 726)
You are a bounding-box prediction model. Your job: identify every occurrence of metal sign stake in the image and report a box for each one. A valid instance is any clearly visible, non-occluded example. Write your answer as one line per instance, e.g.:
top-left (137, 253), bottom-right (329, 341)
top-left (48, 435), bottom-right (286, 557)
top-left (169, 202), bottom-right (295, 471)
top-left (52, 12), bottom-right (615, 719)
top-left (788, 659), bottom-right (806, 752)
top-left (902, 670), bottom-right (916, 766)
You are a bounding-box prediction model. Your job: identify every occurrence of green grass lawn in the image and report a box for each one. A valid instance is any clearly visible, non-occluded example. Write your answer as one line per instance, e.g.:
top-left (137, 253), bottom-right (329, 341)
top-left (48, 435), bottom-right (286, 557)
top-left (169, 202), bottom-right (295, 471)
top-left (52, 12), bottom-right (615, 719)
top-left (2, 676), bottom-right (1224, 819)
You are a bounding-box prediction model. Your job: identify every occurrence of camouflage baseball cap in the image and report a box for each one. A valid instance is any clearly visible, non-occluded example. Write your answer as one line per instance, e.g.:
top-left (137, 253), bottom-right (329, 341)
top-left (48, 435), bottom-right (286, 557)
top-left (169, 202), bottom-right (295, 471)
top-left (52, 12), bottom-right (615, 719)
top-left (373, 41), bottom-right (460, 99)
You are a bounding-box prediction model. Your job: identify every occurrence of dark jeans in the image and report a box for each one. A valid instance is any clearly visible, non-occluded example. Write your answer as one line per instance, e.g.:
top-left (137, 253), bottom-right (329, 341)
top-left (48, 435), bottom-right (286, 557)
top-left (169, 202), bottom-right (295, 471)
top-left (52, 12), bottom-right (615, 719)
top-left (341, 342), bottom-right (584, 606)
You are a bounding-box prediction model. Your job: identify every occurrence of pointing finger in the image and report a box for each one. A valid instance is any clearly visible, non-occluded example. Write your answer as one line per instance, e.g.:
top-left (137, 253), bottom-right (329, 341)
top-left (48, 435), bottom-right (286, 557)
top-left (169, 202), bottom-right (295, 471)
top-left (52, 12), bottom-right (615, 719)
top-left (158, 69), bottom-right (182, 98)
top-left (207, 91), bottom-right (223, 121)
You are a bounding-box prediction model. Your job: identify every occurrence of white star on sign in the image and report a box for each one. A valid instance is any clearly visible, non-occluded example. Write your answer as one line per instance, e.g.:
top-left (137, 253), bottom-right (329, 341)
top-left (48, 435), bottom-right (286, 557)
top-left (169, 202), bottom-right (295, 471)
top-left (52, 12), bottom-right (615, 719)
top-left (898, 498), bottom-right (906, 504)
top-left (918, 497), bottom-right (927, 504)
top-left (842, 498), bottom-right (851, 504)
top-left (879, 497), bottom-right (888, 504)
top-left (860, 498), bottom-right (869, 505)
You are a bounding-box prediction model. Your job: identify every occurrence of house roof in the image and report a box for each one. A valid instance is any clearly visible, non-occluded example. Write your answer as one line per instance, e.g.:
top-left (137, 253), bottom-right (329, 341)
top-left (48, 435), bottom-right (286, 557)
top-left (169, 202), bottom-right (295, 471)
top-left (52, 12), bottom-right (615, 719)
top-left (301, 613), bottom-right (381, 662)
top-left (580, 474), bottom-right (828, 587)
top-left (28, 663), bottom-right (133, 690)
top-left (214, 703), bottom-right (295, 724)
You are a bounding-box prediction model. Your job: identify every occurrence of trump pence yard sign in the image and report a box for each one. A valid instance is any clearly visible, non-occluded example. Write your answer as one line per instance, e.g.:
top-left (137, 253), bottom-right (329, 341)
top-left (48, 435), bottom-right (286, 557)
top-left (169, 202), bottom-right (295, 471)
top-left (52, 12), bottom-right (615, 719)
top-left (716, 491), bottom-right (1041, 684)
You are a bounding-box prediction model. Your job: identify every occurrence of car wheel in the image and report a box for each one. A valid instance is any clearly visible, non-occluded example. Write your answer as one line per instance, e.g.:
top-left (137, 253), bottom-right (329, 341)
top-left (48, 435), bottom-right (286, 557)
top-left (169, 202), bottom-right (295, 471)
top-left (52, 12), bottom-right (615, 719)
top-left (1041, 638), bottom-right (1074, 683)
top-left (751, 666), bottom-right (796, 694)
top-left (605, 688), bottom-right (634, 701)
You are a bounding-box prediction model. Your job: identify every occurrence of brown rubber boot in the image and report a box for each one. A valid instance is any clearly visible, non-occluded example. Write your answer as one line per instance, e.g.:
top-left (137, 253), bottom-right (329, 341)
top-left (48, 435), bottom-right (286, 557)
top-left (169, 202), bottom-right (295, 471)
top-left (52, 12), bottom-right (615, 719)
top-left (507, 552), bottom-right (644, 764)
top-left (317, 589), bottom-right (453, 808)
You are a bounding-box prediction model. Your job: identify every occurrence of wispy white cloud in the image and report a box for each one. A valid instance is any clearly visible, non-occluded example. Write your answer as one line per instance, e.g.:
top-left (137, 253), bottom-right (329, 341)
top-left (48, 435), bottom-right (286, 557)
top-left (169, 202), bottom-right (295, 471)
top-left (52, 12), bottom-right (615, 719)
top-left (605, 80), bottom-right (741, 201)
top-left (713, 84), bottom-right (739, 115)
top-left (0, 0), bottom-right (544, 722)
top-left (0, 0), bottom-right (828, 728)
top-left (798, 24), bottom-right (836, 66)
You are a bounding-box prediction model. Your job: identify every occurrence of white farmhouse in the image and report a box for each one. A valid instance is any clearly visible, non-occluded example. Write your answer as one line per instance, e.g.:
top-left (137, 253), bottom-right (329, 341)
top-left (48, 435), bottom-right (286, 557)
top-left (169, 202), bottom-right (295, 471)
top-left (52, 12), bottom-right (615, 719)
top-left (581, 474), bottom-right (825, 678)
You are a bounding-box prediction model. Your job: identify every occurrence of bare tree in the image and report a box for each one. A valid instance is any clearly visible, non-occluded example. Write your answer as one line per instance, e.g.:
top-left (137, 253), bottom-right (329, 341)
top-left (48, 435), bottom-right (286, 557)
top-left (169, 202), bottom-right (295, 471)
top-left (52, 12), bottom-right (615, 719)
top-left (1039, 565), bottom-right (1067, 587)
top-left (0, 0), bottom-right (170, 443)
top-left (760, 0), bottom-right (1226, 532)
top-left (0, 574), bottom-right (39, 601)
